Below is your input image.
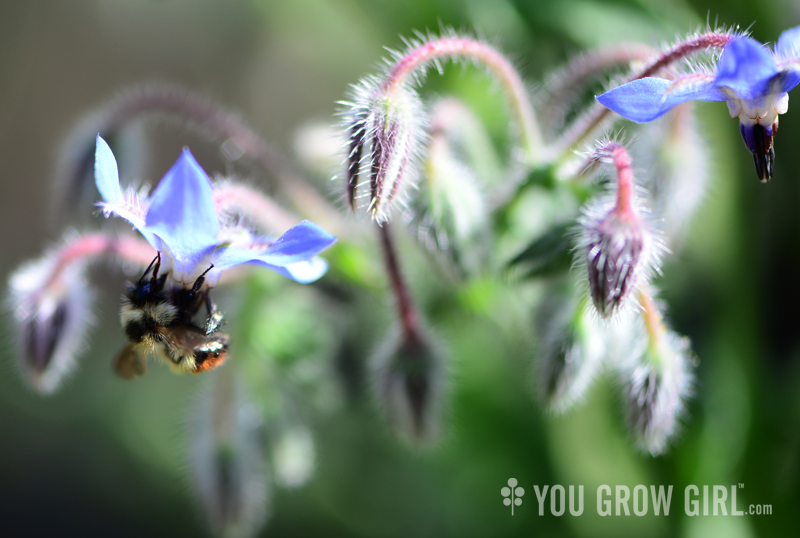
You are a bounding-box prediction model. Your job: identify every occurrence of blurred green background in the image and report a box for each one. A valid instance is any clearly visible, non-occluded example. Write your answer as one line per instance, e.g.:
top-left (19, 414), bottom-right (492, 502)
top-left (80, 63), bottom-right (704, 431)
top-left (1, 0), bottom-right (800, 537)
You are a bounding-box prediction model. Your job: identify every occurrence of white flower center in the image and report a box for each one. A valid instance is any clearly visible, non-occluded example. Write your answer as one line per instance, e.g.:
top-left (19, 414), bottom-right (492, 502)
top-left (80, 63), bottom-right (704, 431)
top-left (725, 91), bottom-right (789, 127)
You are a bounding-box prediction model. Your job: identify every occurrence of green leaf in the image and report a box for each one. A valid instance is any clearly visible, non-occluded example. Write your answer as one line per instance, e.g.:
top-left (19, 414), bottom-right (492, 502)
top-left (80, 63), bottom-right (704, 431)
top-left (508, 221), bottom-right (574, 279)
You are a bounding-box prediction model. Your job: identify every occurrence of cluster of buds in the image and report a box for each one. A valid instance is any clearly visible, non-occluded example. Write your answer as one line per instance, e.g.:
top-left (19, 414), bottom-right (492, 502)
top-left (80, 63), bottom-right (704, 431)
top-left (339, 27), bottom-right (755, 454)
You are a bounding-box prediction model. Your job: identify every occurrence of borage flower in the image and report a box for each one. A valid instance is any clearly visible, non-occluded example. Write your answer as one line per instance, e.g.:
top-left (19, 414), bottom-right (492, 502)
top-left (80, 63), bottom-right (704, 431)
top-left (95, 135), bottom-right (336, 287)
top-left (597, 27), bottom-right (800, 181)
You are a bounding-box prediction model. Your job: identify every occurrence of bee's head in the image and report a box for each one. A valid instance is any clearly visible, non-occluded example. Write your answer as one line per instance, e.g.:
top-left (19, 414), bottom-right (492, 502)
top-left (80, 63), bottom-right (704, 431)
top-left (125, 272), bottom-right (168, 307)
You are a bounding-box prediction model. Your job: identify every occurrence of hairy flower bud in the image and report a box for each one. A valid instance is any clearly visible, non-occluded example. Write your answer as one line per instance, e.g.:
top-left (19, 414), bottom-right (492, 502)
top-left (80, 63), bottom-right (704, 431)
top-left (577, 144), bottom-right (664, 318)
top-left (614, 290), bottom-right (694, 455)
top-left (581, 209), bottom-right (646, 316)
top-left (370, 327), bottom-right (447, 445)
top-left (342, 77), bottom-right (425, 223)
top-left (7, 249), bottom-right (94, 394)
top-left (189, 373), bottom-right (270, 538)
top-left (537, 292), bottom-right (605, 413)
top-left (623, 329), bottom-right (694, 455)
top-left (411, 104), bottom-right (490, 277)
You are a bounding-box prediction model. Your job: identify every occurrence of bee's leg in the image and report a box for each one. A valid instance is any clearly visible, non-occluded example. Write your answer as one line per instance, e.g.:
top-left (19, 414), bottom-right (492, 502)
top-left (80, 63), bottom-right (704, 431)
top-left (139, 252), bottom-right (161, 284)
top-left (149, 252), bottom-right (162, 292)
top-left (154, 273), bottom-right (168, 293)
top-left (181, 264), bottom-right (215, 316)
top-left (204, 296), bottom-right (224, 334)
top-left (190, 263), bottom-right (214, 293)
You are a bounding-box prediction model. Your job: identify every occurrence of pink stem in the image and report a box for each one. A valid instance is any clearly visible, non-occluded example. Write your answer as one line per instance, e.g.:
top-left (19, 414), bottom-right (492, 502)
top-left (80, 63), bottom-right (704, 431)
top-left (541, 42), bottom-right (657, 128)
top-left (59, 85), bottom-right (347, 236)
top-left (48, 233), bottom-right (155, 289)
top-left (610, 145), bottom-right (635, 218)
top-left (555, 31), bottom-right (734, 154)
top-left (637, 32), bottom-right (734, 79)
top-left (638, 286), bottom-right (665, 344)
top-left (213, 182), bottom-right (300, 234)
top-left (378, 224), bottom-right (420, 345)
top-left (381, 36), bottom-right (541, 163)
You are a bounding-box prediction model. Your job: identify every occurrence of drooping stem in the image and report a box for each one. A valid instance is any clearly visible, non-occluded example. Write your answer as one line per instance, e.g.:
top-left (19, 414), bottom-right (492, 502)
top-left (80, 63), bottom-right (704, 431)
top-left (637, 32), bottom-right (733, 78)
top-left (56, 84), bottom-right (347, 236)
top-left (380, 36), bottom-right (542, 164)
top-left (553, 31), bottom-right (735, 155)
top-left (48, 233), bottom-right (155, 290)
top-left (213, 181), bottom-right (300, 234)
top-left (638, 286), bottom-right (666, 345)
top-left (378, 224), bottom-right (420, 344)
top-left (610, 145), bottom-right (635, 217)
top-left (540, 42), bottom-right (657, 130)
top-left (573, 141), bottom-right (636, 215)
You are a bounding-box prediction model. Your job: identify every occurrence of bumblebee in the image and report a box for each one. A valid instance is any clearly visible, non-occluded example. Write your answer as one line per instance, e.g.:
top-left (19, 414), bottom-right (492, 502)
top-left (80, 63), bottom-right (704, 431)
top-left (115, 253), bottom-right (229, 378)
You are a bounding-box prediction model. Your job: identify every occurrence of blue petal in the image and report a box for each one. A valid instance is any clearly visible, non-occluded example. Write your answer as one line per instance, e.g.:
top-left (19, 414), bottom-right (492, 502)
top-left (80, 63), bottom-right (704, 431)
top-left (596, 77), bottom-right (725, 123)
top-left (267, 258), bottom-right (329, 283)
top-left (775, 26), bottom-right (800, 60)
top-left (774, 69), bottom-right (800, 94)
top-left (212, 248), bottom-right (329, 282)
top-left (260, 220), bottom-right (337, 264)
top-left (714, 38), bottom-right (778, 100)
top-left (213, 221), bottom-right (336, 271)
top-left (214, 248), bottom-right (328, 284)
top-left (144, 149), bottom-right (219, 264)
top-left (95, 135), bottom-right (123, 203)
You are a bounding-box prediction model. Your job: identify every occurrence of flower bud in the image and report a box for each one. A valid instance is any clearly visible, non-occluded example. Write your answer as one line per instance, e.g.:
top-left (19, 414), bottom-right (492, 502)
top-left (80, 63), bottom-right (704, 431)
top-left (581, 208), bottom-right (645, 317)
top-left (578, 143), bottom-right (665, 318)
top-left (577, 185), bottom-right (664, 319)
top-left (411, 108), bottom-right (490, 277)
top-left (7, 251), bottom-right (94, 394)
top-left (189, 373), bottom-right (270, 538)
top-left (536, 291), bottom-right (605, 413)
top-left (343, 78), bottom-right (425, 223)
top-left (370, 327), bottom-right (447, 446)
top-left (620, 315), bottom-right (694, 455)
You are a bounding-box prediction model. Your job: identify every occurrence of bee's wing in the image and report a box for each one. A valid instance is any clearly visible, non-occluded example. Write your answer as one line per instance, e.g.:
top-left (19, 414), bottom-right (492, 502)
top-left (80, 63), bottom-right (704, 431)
top-left (156, 325), bottom-right (229, 374)
top-left (156, 325), bottom-right (208, 359)
top-left (114, 343), bottom-right (147, 379)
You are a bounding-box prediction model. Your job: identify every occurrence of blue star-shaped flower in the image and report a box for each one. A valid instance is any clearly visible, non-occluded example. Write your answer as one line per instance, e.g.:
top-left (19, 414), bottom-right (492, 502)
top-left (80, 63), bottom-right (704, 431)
top-left (94, 135), bottom-right (336, 286)
top-left (597, 27), bottom-right (800, 181)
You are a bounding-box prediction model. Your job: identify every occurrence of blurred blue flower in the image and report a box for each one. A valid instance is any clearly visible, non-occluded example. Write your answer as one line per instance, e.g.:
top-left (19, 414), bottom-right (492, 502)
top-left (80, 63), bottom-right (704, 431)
top-left (597, 27), bottom-right (800, 180)
top-left (94, 135), bottom-right (336, 286)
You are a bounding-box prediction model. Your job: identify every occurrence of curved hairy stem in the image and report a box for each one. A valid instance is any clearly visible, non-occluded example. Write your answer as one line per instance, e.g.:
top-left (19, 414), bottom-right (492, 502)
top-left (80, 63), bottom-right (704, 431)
top-left (381, 35), bottom-right (543, 165)
top-left (55, 84), bottom-right (349, 236)
top-left (552, 31), bottom-right (735, 156)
